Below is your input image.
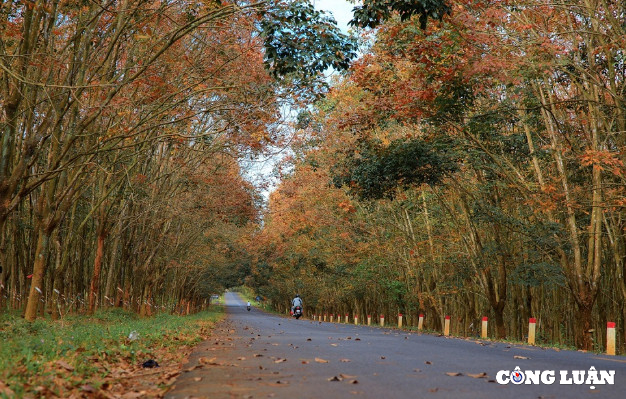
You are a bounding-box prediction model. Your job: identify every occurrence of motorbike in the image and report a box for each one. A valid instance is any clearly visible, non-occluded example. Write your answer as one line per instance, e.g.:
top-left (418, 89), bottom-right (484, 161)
top-left (247, 305), bottom-right (251, 311)
top-left (293, 305), bottom-right (302, 319)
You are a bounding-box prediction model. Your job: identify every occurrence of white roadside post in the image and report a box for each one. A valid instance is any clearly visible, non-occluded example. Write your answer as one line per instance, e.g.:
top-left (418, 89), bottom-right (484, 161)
top-left (380, 314), bottom-right (385, 327)
top-left (444, 315), bottom-right (451, 336)
top-left (481, 316), bottom-right (488, 339)
top-left (528, 318), bottom-right (536, 345)
top-left (418, 314), bottom-right (424, 331)
top-left (398, 313), bottom-right (403, 328)
top-left (607, 322), bottom-right (616, 356)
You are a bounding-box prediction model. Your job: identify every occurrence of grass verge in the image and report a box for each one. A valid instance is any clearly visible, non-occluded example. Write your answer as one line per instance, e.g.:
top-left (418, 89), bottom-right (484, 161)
top-left (0, 307), bottom-right (224, 398)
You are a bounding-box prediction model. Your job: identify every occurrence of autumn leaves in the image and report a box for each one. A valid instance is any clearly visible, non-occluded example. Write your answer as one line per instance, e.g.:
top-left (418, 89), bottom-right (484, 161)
top-left (251, 0), bottom-right (626, 352)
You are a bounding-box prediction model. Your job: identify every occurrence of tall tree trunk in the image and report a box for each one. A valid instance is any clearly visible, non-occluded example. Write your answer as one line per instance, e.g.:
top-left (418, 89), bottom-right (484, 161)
top-left (24, 229), bottom-right (51, 321)
top-left (88, 226), bottom-right (106, 315)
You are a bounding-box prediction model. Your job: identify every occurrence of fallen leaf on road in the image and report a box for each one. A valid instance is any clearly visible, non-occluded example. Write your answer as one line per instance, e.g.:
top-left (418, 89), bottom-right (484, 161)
top-left (302, 360), bottom-right (309, 364)
top-left (307, 338), bottom-right (312, 341)
top-left (340, 359), bottom-right (351, 362)
top-left (328, 376), bottom-right (343, 381)
top-left (445, 372), bottom-right (463, 377)
top-left (429, 388), bottom-right (439, 393)
top-left (340, 374), bottom-right (357, 379)
top-left (274, 358), bottom-right (287, 363)
top-left (514, 355), bottom-right (530, 360)
top-left (330, 344), bottom-right (338, 347)
top-left (315, 358), bottom-right (329, 363)
top-left (193, 377), bottom-right (202, 382)
top-left (355, 338), bottom-right (361, 341)
top-left (349, 380), bottom-right (359, 384)
top-left (198, 357), bottom-right (219, 365)
top-left (468, 372), bottom-right (488, 379)
top-left (238, 357), bottom-right (246, 361)
top-left (254, 354), bottom-right (263, 357)
top-left (380, 356), bottom-right (386, 359)
top-left (425, 361), bottom-right (432, 365)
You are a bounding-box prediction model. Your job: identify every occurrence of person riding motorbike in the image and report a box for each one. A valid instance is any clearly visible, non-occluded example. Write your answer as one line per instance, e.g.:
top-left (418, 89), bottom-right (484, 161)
top-left (291, 294), bottom-right (302, 315)
top-left (246, 301), bottom-right (251, 311)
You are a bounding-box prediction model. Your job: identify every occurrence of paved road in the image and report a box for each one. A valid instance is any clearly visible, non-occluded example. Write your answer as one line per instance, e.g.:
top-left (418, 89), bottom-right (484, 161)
top-left (166, 292), bottom-right (625, 399)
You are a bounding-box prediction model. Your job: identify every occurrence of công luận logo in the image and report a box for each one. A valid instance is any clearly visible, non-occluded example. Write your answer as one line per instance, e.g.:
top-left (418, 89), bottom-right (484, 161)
top-left (496, 366), bottom-right (614, 389)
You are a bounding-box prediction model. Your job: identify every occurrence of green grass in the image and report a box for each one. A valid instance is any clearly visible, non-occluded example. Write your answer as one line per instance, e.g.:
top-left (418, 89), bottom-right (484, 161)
top-left (0, 307), bottom-right (224, 398)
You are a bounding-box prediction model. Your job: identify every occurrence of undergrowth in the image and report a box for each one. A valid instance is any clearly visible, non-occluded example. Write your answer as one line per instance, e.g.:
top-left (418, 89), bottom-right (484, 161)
top-left (0, 307), bottom-right (224, 398)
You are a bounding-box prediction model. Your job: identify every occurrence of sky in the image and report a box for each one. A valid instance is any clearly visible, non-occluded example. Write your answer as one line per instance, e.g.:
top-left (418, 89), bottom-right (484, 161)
top-left (312, 0), bottom-right (355, 32)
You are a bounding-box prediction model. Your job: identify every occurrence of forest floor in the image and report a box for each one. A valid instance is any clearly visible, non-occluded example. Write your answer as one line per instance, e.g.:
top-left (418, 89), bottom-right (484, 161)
top-left (0, 307), bottom-right (224, 398)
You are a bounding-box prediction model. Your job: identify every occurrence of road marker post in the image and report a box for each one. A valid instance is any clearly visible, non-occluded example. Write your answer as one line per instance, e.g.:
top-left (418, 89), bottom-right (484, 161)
top-left (481, 317), bottom-right (488, 339)
top-left (528, 318), bottom-right (536, 345)
top-left (398, 313), bottom-right (403, 328)
top-left (337, 314), bottom-right (341, 323)
top-left (607, 322), bottom-right (616, 356)
top-left (330, 314), bottom-right (334, 323)
top-left (354, 315), bottom-right (359, 325)
top-left (313, 314), bottom-right (316, 321)
top-left (444, 315), bottom-right (451, 336)
top-left (418, 314), bottom-right (424, 330)
top-left (345, 314), bottom-right (349, 324)
top-left (367, 315), bottom-right (372, 326)
top-left (324, 314), bottom-right (327, 322)
top-left (380, 314), bottom-right (385, 326)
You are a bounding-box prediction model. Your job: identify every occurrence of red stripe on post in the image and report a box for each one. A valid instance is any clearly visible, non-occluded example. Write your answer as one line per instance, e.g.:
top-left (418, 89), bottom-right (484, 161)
top-left (399, 313), bottom-right (403, 317)
top-left (419, 314), bottom-right (424, 318)
top-left (607, 322), bottom-right (616, 328)
top-left (529, 318), bottom-right (536, 323)
top-left (482, 316), bottom-right (488, 321)
top-left (445, 315), bottom-right (450, 320)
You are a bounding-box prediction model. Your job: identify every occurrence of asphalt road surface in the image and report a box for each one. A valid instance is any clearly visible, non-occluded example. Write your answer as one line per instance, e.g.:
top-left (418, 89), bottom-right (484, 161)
top-left (166, 292), bottom-right (625, 399)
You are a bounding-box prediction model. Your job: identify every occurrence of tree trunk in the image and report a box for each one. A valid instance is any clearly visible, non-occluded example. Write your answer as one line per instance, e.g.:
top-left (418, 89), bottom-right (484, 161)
top-left (574, 301), bottom-right (594, 351)
top-left (24, 230), bottom-right (50, 321)
top-left (88, 228), bottom-right (106, 315)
